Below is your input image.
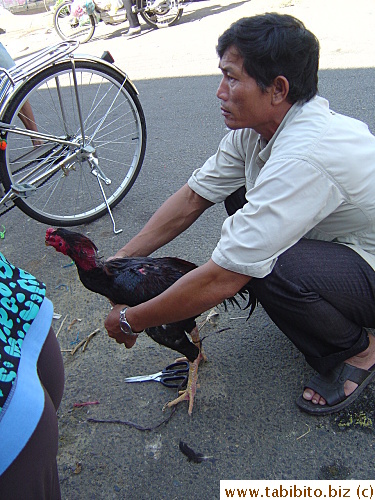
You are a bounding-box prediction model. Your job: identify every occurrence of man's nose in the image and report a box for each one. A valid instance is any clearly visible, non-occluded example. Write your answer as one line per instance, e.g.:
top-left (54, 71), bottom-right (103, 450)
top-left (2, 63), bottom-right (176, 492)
top-left (216, 77), bottom-right (227, 100)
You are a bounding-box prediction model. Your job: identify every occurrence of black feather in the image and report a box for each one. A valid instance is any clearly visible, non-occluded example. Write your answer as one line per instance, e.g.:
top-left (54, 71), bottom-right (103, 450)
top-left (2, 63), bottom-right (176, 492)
top-left (179, 440), bottom-right (206, 463)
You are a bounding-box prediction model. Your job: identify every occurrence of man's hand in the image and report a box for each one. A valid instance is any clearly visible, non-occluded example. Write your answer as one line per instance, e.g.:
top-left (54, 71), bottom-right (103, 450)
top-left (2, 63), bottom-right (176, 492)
top-left (106, 249), bottom-right (130, 263)
top-left (105, 304), bottom-right (138, 349)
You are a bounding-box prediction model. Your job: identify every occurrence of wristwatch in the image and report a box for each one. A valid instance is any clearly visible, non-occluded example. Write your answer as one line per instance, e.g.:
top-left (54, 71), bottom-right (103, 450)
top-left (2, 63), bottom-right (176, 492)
top-left (119, 307), bottom-right (138, 337)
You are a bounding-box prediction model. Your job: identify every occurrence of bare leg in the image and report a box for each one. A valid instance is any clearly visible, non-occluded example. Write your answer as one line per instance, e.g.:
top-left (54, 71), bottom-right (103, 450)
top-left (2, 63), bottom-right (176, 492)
top-left (18, 101), bottom-right (43, 147)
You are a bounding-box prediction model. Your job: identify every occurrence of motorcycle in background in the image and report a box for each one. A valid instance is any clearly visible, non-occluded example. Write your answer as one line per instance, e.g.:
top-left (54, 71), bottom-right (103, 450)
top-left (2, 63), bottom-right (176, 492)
top-left (134, 0), bottom-right (184, 27)
top-left (53, 0), bottom-right (185, 43)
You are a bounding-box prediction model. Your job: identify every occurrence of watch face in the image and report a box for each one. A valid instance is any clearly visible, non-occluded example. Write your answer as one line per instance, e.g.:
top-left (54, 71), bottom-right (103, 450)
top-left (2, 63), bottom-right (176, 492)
top-left (120, 321), bottom-right (138, 336)
top-left (120, 308), bottom-right (137, 336)
top-left (120, 318), bottom-right (132, 335)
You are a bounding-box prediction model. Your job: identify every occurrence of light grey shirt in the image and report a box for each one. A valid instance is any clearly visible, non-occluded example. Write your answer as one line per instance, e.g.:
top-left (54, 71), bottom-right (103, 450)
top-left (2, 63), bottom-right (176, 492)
top-left (188, 96), bottom-right (375, 278)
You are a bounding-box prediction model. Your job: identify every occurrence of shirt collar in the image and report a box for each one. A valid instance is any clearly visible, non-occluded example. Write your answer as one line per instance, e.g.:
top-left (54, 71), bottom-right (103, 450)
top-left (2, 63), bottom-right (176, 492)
top-left (256, 100), bottom-right (304, 166)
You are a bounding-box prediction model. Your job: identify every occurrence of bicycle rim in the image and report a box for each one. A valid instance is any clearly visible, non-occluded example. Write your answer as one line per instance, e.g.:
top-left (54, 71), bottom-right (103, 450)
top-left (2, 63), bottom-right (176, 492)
top-left (54, 1), bottom-right (95, 44)
top-left (140, 5), bottom-right (183, 28)
top-left (0, 60), bottom-right (146, 226)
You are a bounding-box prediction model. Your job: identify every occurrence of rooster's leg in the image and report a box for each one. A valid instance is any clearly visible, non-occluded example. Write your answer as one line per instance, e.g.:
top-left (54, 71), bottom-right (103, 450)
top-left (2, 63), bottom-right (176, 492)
top-left (175, 325), bottom-right (208, 363)
top-left (163, 326), bottom-right (206, 415)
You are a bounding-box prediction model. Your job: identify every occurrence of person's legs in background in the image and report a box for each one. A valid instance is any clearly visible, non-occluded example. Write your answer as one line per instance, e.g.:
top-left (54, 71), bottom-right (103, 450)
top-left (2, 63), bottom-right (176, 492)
top-left (122, 0), bottom-right (141, 34)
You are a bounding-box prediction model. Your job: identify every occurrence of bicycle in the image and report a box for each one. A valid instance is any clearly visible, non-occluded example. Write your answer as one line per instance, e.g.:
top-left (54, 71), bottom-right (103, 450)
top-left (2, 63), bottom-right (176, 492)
top-left (53, 0), bottom-right (184, 44)
top-left (0, 40), bottom-right (147, 233)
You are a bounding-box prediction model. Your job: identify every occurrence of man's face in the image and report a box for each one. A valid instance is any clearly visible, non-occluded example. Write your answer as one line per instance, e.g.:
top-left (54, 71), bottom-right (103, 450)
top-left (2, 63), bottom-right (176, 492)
top-left (217, 46), bottom-right (274, 137)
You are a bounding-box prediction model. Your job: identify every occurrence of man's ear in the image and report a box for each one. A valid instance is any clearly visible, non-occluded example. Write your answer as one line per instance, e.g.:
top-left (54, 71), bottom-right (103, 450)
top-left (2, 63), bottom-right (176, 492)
top-left (271, 76), bottom-right (289, 104)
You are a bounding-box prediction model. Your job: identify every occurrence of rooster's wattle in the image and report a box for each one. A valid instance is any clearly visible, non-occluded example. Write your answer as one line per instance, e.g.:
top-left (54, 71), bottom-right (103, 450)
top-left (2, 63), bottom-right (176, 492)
top-left (45, 227), bottom-right (252, 414)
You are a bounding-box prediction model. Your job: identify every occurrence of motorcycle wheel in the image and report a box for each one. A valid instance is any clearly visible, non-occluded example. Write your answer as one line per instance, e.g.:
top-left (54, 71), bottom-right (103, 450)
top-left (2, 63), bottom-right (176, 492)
top-left (140, 3), bottom-right (183, 28)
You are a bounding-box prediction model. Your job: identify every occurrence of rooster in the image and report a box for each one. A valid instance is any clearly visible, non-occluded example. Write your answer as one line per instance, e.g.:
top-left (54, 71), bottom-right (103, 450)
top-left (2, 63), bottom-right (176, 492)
top-left (45, 227), bottom-right (252, 414)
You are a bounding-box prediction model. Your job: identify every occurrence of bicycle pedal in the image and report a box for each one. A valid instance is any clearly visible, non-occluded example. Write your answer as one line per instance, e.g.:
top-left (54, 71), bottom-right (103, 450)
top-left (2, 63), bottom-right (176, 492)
top-left (11, 183), bottom-right (37, 198)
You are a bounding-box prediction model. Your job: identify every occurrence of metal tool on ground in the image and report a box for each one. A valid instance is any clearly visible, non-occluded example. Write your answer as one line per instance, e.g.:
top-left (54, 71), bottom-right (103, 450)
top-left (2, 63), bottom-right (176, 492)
top-left (125, 361), bottom-right (189, 388)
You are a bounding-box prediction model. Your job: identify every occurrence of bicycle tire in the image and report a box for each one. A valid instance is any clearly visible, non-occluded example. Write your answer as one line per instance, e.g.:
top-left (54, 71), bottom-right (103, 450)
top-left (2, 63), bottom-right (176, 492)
top-left (54, 1), bottom-right (95, 44)
top-left (140, 4), bottom-right (183, 28)
top-left (0, 59), bottom-right (146, 226)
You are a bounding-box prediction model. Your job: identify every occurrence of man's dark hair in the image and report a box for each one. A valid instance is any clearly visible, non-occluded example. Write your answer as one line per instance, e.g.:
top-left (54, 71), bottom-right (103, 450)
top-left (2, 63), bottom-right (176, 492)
top-left (216, 13), bottom-right (319, 104)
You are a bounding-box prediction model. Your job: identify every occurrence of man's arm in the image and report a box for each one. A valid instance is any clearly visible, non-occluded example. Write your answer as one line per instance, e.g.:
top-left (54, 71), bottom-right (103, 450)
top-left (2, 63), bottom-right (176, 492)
top-left (114, 183), bottom-right (213, 258)
top-left (105, 259), bottom-right (251, 346)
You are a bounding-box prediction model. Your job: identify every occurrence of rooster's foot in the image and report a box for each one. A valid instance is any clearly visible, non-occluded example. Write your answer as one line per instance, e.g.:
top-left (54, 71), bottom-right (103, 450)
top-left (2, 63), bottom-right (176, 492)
top-left (163, 352), bottom-right (204, 416)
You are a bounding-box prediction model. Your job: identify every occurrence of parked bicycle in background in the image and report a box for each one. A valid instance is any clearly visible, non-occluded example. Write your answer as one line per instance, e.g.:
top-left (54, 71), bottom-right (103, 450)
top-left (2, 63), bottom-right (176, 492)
top-left (53, 0), bottom-right (186, 44)
top-left (0, 41), bottom-right (146, 233)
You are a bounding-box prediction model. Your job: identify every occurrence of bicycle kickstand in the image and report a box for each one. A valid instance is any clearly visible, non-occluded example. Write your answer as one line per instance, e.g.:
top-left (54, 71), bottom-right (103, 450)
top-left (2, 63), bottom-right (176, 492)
top-left (96, 175), bottom-right (123, 235)
top-left (88, 152), bottom-right (122, 234)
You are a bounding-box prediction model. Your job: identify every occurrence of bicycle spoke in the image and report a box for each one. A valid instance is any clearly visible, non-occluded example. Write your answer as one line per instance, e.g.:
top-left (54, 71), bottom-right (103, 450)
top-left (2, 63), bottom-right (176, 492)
top-left (1, 59), bottom-right (146, 225)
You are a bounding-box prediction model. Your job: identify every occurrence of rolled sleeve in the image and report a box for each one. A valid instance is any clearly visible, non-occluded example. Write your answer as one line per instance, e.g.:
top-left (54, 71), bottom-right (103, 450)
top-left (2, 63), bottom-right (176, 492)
top-left (188, 129), bottom-right (256, 203)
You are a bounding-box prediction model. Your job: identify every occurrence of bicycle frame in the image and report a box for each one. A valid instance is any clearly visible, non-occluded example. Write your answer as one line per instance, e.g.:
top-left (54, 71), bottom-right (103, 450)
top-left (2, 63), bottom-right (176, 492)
top-left (0, 41), bottom-right (142, 233)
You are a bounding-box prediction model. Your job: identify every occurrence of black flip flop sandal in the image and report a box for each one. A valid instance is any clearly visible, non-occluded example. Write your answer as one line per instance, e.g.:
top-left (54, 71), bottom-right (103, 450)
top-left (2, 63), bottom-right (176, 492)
top-left (296, 362), bottom-right (375, 415)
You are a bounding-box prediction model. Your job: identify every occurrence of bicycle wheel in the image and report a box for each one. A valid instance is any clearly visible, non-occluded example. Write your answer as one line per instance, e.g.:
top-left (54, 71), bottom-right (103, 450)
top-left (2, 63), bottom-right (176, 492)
top-left (140, 3), bottom-right (183, 28)
top-left (54, 1), bottom-right (95, 44)
top-left (0, 59), bottom-right (146, 226)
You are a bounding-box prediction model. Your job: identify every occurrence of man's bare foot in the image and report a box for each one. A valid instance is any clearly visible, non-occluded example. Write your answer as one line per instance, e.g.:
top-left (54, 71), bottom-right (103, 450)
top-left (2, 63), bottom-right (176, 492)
top-left (303, 333), bottom-right (375, 406)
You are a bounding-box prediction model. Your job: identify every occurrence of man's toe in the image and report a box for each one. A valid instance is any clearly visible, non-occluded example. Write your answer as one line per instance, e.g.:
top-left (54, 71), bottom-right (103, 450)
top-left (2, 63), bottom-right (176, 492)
top-left (302, 388), bottom-right (315, 401)
top-left (303, 388), bottom-right (327, 405)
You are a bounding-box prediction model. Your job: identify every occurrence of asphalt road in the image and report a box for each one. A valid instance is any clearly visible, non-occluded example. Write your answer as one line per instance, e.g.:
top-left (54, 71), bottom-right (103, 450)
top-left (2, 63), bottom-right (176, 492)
top-left (2, 0), bottom-right (375, 498)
